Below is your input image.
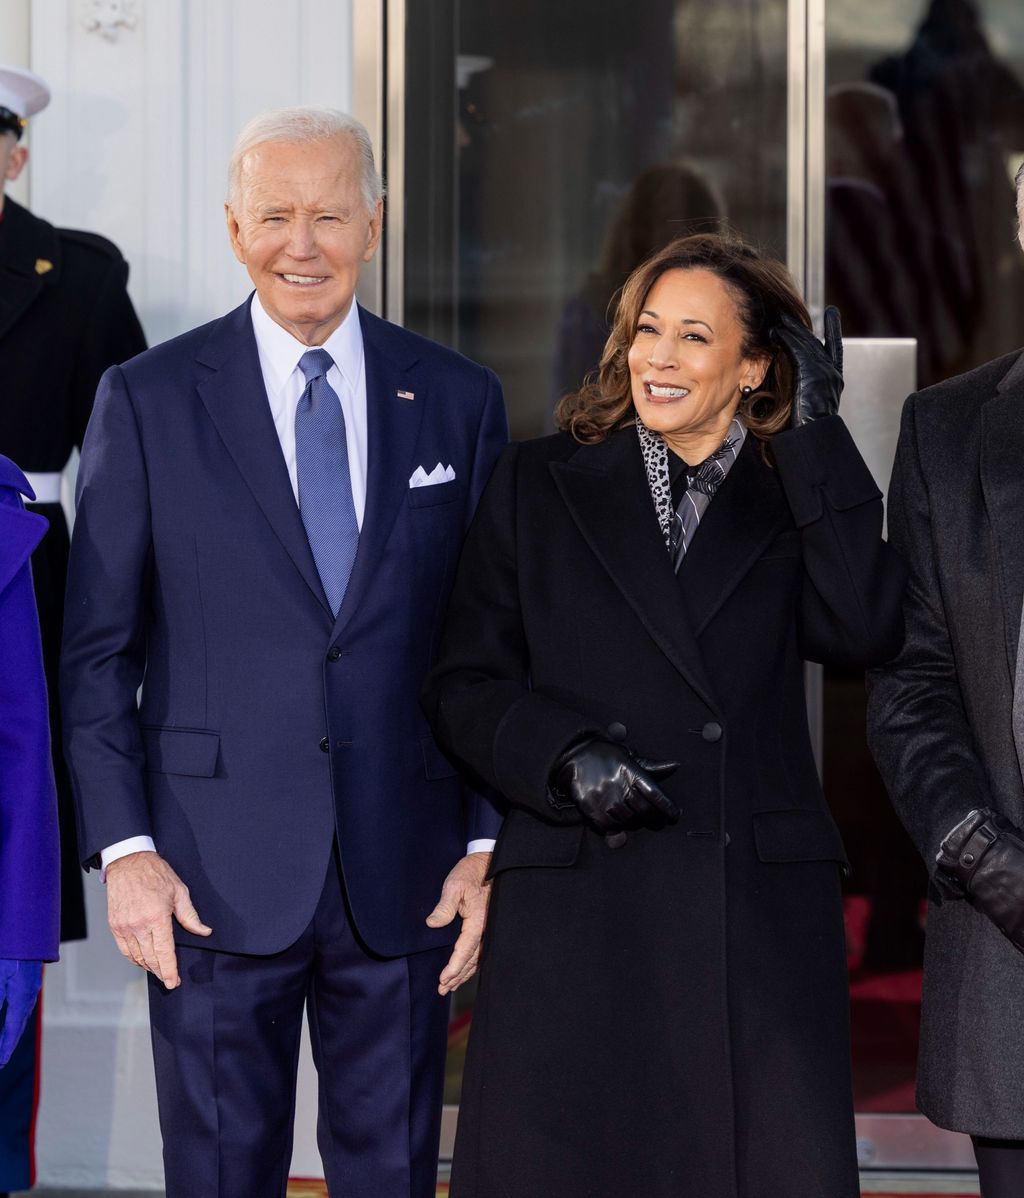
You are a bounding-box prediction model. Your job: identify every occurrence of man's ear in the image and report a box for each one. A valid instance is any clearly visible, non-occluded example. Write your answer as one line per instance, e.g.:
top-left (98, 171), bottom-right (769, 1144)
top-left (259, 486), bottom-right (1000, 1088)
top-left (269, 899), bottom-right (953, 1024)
top-left (362, 198), bottom-right (383, 263)
top-left (225, 203), bottom-right (247, 265)
top-left (4, 143), bottom-right (27, 184)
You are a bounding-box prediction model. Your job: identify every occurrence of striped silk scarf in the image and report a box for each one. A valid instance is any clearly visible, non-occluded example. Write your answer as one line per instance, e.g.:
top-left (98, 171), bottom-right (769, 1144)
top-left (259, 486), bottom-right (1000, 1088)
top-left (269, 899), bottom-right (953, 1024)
top-left (636, 415), bottom-right (747, 571)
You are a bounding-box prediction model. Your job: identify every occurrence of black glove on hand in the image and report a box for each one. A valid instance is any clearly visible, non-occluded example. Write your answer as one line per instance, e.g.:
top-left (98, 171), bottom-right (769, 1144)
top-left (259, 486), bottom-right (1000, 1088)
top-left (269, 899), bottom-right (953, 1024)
top-left (548, 739), bottom-right (679, 833)
top-left (936, 808), bottom-right (1024, 952)
top-left (772, 305), bottom-right (844, 427)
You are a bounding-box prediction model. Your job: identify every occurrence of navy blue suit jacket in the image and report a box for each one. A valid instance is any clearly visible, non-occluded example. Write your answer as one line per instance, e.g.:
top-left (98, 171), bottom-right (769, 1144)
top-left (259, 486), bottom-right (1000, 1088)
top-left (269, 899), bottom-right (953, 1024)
top-left (61, 300), bottom-right (507, 958)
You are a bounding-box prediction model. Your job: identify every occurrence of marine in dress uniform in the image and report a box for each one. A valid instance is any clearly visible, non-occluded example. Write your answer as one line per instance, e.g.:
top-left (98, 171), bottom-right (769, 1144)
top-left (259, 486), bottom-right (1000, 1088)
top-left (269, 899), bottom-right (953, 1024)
top-left (0, 65), bottom-right (146, 1194)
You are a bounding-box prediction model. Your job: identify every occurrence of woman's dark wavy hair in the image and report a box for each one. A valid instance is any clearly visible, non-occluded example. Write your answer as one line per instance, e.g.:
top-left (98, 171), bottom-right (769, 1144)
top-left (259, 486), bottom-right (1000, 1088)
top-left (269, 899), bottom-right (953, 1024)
top-left (555, 233), bottom-right (811, 446)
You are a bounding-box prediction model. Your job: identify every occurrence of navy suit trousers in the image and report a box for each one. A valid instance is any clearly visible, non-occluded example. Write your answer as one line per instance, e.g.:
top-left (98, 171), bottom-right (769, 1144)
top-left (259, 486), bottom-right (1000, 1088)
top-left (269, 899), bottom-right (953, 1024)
top-left (148, 850), bottom-right (450, 1198)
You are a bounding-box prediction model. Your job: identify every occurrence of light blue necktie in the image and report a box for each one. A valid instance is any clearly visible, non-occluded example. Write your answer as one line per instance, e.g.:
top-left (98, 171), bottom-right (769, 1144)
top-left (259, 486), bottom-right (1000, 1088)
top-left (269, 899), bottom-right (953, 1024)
top-left (295, 348), bottom-right (359, 616)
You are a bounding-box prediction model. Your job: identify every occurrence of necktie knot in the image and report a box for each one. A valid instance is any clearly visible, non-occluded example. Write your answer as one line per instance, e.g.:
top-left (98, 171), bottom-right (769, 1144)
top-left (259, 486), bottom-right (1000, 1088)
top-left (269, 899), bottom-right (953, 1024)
top-left (299, 348), bottom-right (334, 384)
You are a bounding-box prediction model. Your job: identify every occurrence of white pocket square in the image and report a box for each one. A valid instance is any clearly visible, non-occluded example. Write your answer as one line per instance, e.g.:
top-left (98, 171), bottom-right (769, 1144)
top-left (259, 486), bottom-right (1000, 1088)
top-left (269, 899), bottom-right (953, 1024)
top-left (409, 462), bottom-right (456, 488)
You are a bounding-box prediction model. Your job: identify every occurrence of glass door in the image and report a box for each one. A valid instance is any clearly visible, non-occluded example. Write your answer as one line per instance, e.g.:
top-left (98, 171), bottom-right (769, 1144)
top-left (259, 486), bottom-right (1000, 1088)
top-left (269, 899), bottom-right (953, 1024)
top-left (353, 0), bottom-right (1024, 1175)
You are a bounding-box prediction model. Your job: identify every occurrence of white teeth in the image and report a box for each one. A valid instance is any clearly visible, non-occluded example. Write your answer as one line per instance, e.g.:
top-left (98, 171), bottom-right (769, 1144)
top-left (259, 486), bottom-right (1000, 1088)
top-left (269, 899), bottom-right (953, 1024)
top-left (282, 274), bottom-right (325, 285)
top-left (649, 385), bottom-right (689, 399)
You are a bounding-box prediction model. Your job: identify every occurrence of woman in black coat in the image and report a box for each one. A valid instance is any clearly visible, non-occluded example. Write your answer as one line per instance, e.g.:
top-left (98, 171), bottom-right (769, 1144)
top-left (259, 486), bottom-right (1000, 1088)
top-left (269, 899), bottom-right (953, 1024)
top-left (422, 233), bottom-right (905, 1198)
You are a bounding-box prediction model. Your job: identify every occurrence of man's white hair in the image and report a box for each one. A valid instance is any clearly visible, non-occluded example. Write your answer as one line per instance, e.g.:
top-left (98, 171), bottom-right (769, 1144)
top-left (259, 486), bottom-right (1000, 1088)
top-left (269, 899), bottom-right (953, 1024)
top-left (227, 106), bottom-right (384, 214)
top-left (1016, 160), bottom-right (1024, 251)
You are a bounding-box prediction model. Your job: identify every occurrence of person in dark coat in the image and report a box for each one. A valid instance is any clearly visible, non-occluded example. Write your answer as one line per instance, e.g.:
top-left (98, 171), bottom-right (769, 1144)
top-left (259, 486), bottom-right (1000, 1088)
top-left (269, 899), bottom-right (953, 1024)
top-left (422, 233), bottom-right (906, 1198)
top-left (865, 166), bottom-right (1024, 1198)
top-left (0, 65), bottom-right (147, 948)
top-left (0, 454), bottom-right (59, 1191)
top-left (0, 63), bottom-right (146, 1198)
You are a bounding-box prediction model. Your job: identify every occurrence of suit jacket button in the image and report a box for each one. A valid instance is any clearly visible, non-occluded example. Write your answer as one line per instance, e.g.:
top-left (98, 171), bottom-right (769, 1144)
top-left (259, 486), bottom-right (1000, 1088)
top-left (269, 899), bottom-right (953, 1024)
top-left (607, 722), bottom-right (627, 742)
top-left (327, 646), bottom-right (342, 661)
top-left (702, 722), bottom-right (723, 743)
top-left (319, 736), bottom-right (330, 753)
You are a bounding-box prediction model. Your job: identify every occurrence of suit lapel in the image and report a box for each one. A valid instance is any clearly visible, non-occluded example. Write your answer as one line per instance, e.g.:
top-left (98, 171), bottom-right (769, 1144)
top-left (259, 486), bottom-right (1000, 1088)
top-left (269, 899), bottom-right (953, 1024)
top-left (0, 199), bottom-right (61, 342)
top-left (195, 301), bottom-right (332, 617)
top-left (331, 307), bottom-right (424, 636)
top-left (981, 352), bottom-right (1024, 680)
top-left (550, 428), bottom-right (721, 713)
top-left (678, 436), bottom-right (791, 636)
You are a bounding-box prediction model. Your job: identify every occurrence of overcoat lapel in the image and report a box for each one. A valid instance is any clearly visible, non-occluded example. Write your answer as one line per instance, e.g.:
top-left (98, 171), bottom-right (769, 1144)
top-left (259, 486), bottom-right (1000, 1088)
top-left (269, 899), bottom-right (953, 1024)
top-left (550, 428), bottom-right (721, 713)
top-left (981, 353), bottom-right (1024, 680)
top-left (195, 301), bottom-right (332, 617)
top-left (331, 307), bottom-right (424, 636)
top-left (678, 436), bottom-right (791, 636)
top-left (0, 199), bottom-right (61, 342)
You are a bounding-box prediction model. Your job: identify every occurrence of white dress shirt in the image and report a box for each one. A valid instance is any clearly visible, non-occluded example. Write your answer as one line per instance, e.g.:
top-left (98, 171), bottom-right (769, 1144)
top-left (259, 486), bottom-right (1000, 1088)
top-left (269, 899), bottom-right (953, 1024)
top-left (101, 297), bottom-right (493, 873)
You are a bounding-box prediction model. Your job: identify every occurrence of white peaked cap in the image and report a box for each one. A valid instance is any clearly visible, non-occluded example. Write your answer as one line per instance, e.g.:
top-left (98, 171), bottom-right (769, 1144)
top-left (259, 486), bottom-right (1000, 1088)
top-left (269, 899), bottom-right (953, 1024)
top-left (0, 66), bottom-right (51, 122)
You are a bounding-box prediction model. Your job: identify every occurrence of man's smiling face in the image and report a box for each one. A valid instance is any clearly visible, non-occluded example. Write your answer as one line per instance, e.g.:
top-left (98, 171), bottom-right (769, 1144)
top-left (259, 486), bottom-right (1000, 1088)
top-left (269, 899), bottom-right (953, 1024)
top-left (225, 134), bottom-right (381, 346)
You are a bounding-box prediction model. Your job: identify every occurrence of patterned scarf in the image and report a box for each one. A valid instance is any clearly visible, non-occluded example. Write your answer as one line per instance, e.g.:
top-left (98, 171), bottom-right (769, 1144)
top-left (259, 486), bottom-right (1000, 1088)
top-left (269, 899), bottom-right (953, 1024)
top-left (636, 415), bottom-right (747, 570)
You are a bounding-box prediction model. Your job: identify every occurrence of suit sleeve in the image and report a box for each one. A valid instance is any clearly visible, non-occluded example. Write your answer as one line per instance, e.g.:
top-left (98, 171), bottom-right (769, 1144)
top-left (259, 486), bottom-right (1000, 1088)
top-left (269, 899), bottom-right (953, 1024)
top-left (865, 394), bottom-right (992, 871)
top-left (61, 365), bottom-right (153, 867)
top-left (771, 414), bottom-right (907, 668)
top-left (423, 443), bottom-right (598, 824)
top-left (71, 254), bottom-right (148, 449)
top-left (0, 490), bottom-right (60, 961)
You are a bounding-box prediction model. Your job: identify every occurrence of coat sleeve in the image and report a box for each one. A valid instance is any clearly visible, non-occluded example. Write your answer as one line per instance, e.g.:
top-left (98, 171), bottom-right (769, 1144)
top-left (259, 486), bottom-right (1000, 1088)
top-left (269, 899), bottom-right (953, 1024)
top-left (461, 367), bottom-right (510, 842)
top-left (771, 414), bottom-right (907, 668)
top-left (61, 365), bottom-right (153, 867)
top-left (422, 443), bottom-right (599, 824)
top-left (865, 394), bottom-right (991, 870)
top-left (0, 475), bottom-right (60, 961)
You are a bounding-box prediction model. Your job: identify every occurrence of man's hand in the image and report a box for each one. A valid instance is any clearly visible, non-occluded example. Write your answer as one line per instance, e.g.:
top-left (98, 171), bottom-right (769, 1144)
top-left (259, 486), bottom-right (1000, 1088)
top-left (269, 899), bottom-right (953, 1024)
top-left (426, 852), bottom-right (492, 996)
top-left (0, 960), bottom-right (43, 1067)
top-left (106, 852), bottom-right (212, 989)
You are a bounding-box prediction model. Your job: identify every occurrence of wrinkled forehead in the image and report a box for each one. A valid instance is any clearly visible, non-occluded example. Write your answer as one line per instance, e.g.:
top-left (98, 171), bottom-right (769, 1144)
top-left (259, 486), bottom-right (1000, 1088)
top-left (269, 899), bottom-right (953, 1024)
top-left (237, 136), bottom-right (363, 209)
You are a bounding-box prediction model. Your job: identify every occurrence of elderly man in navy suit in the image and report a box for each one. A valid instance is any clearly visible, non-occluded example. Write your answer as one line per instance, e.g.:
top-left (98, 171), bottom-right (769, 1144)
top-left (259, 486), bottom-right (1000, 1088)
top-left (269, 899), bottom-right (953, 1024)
top-left (61, 107), bottom-right (506, 1198)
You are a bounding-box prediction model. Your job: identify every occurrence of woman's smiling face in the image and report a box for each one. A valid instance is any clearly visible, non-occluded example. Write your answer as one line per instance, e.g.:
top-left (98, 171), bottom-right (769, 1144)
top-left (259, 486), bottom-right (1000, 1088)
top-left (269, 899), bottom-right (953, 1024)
top-left (627, 267), bottom-right (768, 461)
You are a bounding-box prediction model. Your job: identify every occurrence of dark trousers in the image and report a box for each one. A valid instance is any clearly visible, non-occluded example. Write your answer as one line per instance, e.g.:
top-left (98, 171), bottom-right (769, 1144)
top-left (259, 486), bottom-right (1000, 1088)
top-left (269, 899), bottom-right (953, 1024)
top-left (973, 1137), bottom-right (1024, 1198)
top-left (148, 854), bottom-right (449, 1198)
top-left (0, 999), bottom-right (39, 1192)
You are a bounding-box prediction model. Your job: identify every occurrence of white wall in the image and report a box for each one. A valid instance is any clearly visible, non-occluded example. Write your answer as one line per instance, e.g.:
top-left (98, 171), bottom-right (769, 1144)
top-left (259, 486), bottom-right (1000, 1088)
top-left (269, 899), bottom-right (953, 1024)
top-left (8, 0), bottom-right (356, 1186)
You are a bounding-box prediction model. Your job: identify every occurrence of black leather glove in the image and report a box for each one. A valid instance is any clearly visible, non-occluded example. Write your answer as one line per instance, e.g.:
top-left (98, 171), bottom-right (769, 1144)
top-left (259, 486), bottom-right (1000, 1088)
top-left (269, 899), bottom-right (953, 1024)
top-left (772, 305), bottom-right (844, 427)
top-left (548, 738), bottom-right (679, 834)
top-left (936, 808), bottom-right (1024, 951)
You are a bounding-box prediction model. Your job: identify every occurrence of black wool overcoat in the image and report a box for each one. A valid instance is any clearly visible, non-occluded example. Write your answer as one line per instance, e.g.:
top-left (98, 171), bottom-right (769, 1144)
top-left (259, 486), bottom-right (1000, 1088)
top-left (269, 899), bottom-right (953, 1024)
top-left (867, 349), bottom-right (1024, 1138)
top-left (423, 414), bottom-right (906, 1198)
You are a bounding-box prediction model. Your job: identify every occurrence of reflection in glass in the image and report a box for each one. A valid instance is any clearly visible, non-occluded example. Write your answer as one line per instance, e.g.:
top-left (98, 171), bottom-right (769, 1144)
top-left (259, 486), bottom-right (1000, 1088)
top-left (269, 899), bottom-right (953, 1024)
top-left (825, 0), bottom-right (1024, 1117)
top-left (405, 0), bottom-right (789, 441)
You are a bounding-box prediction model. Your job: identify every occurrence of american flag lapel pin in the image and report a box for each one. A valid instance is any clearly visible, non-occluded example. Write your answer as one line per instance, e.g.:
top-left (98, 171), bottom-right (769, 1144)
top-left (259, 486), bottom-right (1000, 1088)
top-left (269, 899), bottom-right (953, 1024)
top-left (397, 389), bottom-right (415, 401)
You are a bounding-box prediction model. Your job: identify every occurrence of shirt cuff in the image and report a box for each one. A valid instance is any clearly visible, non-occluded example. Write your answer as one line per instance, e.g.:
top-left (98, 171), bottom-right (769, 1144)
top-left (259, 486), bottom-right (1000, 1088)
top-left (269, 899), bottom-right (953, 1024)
top-left (467, 839), bottom-right (496, 856)
top-left (100, 836), bottom-right (157, 881)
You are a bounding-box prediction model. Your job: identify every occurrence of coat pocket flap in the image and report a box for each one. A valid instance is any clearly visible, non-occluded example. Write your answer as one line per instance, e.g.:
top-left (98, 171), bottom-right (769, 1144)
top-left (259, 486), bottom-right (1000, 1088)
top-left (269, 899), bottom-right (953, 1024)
top-left (488, 811), bottom-right (584, 877)
top-left (142, 727), bottom-right (220, 777)
top-left (420, 735), bottom-right (459, 780)
top-left (753, 808), bottom-right (849, 865)
top-left (408, 479), bottom-right (461, 508)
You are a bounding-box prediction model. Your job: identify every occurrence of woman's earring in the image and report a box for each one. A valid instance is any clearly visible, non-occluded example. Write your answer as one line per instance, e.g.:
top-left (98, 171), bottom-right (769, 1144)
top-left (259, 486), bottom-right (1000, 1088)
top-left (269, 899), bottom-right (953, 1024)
top-left (740, 385), bottom-right (753, 396)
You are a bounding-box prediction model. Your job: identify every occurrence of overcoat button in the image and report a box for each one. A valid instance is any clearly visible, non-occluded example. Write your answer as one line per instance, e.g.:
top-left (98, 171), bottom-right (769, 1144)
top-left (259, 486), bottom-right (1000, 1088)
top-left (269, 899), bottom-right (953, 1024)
top-left (319, 736), bottom-right (330, 753)
top-left (607, 722), bottom-right (627, 742)
top-left (327, 646), bottom-right (342, 661)
top-left (702, 722), bottom-right (723, 743)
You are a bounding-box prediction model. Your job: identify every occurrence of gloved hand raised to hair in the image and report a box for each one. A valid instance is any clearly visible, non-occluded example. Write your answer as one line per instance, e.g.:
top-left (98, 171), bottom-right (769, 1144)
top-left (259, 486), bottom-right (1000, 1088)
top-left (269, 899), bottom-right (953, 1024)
top-left (772, 305), bottom-right (844, 427)
top-left (0, 959), bottom-right (43, 1067)
top-left (547, 738), bottom-right (679, 834)
top-left (936, 809), bottom-right (1024, 952)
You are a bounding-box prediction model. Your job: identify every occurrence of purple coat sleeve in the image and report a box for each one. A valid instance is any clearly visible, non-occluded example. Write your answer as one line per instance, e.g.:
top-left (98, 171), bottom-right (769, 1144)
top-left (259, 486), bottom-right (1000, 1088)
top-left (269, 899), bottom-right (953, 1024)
top-left (0, 455), bottom-right (60, 961)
